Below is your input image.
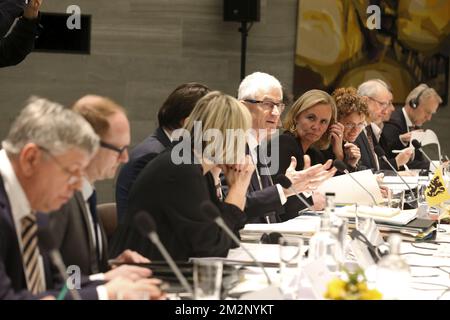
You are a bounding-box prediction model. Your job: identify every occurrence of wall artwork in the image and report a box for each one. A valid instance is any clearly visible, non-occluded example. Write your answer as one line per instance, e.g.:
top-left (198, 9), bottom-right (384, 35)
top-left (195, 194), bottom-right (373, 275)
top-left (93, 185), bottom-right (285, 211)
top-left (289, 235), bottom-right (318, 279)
top-left (293, 0), bottom-right (449, 105)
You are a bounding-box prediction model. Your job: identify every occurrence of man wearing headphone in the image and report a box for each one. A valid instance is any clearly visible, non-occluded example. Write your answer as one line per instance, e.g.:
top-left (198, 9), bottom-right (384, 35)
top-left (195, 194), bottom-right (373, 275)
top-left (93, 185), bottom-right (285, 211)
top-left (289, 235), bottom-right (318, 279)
top-left (382, 84), bottom-right (443, 169)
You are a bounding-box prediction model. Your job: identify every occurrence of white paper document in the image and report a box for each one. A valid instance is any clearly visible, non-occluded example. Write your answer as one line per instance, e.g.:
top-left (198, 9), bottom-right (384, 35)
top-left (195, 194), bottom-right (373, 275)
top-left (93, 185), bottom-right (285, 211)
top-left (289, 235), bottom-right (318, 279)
top-left (226, 243), bottom-right (307, 265)
top-left (241, 215), bottom-right (320, 235)
top-left (317, 169), bottom-right (384, 205)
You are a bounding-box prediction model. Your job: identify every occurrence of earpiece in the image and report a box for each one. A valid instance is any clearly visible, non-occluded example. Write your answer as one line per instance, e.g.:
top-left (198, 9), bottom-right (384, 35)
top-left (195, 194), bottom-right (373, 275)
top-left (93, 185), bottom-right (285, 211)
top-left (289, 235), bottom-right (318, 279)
top-left (409, 86), bottom-right (428, 109)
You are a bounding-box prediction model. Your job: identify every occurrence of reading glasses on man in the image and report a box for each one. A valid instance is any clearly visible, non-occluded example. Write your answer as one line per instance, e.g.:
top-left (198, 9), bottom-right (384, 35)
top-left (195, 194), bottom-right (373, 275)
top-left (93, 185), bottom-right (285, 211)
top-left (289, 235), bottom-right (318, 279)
top-left (368, 97), bottom-right (393, 109)
top-left (38, 146), bottom-right (83, 185)
top-left (100, 141), bottom-right (128, 156)
top-left (244, 99), bottom-right (285, 113)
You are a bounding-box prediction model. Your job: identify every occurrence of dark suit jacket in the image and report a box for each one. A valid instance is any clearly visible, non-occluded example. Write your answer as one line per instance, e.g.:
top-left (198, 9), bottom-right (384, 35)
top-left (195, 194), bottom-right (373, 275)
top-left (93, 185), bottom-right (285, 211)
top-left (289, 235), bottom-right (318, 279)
top-left (272, 132), bottom-right (326, 221)
top-left (382, 107), bottom-right (429, 169)
top-left (48, 192), bottom-right (109, 275)
top-left (354, 127), bottom-right (401, 172)
top-left (0, 0), bottom-right (40, 68)
top-left (0, 0), bottom-right (24, 37)
top-left (0, 176), bottom-right (98, 300)
top-left (110, 148), bottom-right (246, 262)
top-left (116, 127), bottom-right (171, 223)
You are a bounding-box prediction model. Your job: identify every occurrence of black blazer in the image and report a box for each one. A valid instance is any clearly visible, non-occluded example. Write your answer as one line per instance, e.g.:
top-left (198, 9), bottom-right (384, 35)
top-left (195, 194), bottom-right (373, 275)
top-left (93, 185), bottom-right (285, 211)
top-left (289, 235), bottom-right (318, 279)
top-left (110, 148), bottom-right (247, 262)
top-left (272, 132), bottom-right (327, 221)
top-left (0, 176), bottom-right (98, 300)
top-left (116, 127), bottom-right (172, 223)
top-left (383, 108), bottom-right (429, 169)
top-left (0, 0), bottom-right (24, 37)
top-left (354, 128), bottom-right (401, 172)
top-left (47, 192), bottom-right (109, 275)
top-left (0, 3), bottom-right (40, 68)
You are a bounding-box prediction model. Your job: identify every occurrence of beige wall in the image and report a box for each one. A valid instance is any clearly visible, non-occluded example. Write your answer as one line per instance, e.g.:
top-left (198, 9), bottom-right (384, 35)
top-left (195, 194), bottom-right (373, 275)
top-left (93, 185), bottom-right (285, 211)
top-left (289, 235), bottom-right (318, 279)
top-left (0, 0), bottom-right (448, 202)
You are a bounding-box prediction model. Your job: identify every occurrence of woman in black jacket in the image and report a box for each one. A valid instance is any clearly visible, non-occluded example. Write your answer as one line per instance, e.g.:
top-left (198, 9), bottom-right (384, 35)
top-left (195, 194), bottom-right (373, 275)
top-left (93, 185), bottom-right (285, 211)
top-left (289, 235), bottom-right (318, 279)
top-left (110, 91), bottom-right (255, 261)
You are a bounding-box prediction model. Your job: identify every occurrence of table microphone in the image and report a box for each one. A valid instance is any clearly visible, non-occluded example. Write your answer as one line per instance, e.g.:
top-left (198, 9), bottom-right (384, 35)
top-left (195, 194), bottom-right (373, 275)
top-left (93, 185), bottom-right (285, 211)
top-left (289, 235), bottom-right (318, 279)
top-left (134, 211), bottom-right (194, 297)
top-left (374, 145), bottom-right (417, 204)
top-left (200, 201), bottom-right (273, 285)
top-left (412, 139), bottom-right (438, 170)
top-left (38, 229), bottom-right (82, 300)
top-left (274, 174), bottom-right (314, 213)
top-left (333, 159), bottom-right (377, 206)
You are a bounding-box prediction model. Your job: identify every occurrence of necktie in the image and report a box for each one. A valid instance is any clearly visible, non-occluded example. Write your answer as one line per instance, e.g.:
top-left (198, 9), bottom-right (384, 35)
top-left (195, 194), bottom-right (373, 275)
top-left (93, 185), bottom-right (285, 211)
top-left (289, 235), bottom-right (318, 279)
top-left (365, 126), bottom-right (379, 170)
top-left (255, 146), bottom-right (278, 223)
top-left (87, 190), bottom-right (101, 263)
top-left (409, 125), bottom-right (420, 131)
top-left (21, 214), bottom-right (44, 294)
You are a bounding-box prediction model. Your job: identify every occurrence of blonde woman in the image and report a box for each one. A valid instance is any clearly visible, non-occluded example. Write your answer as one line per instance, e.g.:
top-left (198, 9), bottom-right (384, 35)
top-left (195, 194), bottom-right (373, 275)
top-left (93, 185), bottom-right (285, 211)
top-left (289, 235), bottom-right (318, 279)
top-left (110, 91), bottom-right (255, 261)
top-left (274, 89), bottom-right (339, 219)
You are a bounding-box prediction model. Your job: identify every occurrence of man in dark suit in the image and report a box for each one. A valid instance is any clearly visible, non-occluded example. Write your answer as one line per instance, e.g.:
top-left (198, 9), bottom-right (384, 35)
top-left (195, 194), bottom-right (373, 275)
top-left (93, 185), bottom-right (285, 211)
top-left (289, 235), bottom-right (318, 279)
top-left (0, 97), bottom-right (162, 300)
top-left (235, 72), bottom-right (335, 223)
top-left (0, 0), bottom-right (42, 68)
top-left (355, 79), bottom-right (413, 172)
top-left (115, 82), bottom-right (210, 223)
top-left (383, 84), bottom-right (442, 169)
top-left (48, 95), bottom-right (154, 282)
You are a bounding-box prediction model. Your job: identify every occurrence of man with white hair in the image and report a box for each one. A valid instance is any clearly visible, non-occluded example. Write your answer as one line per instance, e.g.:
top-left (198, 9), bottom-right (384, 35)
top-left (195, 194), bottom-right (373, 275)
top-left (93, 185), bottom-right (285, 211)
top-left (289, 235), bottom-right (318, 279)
top-left (355, 79), bottom-right (413, 171)
top-left (0, 98), bottom-right (162, 299)
top-left (234, 72), bottom-right (336, 224)
top-left (383, 84), bottom-right (442, 169)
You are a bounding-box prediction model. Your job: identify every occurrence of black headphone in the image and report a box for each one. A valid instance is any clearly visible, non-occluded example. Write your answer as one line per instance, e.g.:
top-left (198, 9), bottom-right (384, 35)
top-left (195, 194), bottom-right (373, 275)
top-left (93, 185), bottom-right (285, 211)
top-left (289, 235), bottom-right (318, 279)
top-left (409, 86), bottom-right (428, 109)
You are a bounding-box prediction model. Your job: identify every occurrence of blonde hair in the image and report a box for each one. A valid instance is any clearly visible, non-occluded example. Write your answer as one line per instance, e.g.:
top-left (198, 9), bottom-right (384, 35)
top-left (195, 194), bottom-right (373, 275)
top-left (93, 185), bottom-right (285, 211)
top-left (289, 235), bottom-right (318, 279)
top-left (184, 91), bottom-right (252, 164)
top-left (72, 95), bottom-right (126, 138)
top-left (283, 89), bottom-right (336, 150)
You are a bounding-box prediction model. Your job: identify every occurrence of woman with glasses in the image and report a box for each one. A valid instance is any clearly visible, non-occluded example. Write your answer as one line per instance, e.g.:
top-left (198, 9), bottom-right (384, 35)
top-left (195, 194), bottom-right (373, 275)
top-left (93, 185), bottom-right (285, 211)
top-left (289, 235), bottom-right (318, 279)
top-left (331, 87), bottom-right (369, 171)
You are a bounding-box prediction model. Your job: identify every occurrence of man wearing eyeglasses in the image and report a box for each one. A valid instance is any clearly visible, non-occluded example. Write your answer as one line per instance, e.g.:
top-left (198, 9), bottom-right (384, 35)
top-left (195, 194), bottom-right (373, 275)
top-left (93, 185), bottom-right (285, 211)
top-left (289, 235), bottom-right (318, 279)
top-left (228, 72), bottom-right (335, 224)
top-left (355, 79), bottom-right (413, 172)
top-left (47, 95), bottom-right (160, 290)
top-left (0, 97), bottom-right (161, 300)
top-left (382, 84), bottom-right (442, 170)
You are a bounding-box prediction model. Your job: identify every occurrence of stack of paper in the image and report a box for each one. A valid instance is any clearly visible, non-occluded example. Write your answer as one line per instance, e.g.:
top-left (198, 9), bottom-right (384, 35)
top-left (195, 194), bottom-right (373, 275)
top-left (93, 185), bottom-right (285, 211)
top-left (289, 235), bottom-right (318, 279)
top-left (334, 206), bottom-right (416, 226)
top-left (240, 216), bottom-right (321, 243)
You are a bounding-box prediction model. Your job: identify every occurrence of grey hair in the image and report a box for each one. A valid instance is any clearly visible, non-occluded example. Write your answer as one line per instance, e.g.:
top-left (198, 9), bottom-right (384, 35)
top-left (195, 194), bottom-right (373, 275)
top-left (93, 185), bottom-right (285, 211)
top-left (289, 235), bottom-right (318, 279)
top-left (2, 97), bottom-right (99, 156)
top-left (238, 71), bottom-right (283, 100)
top-left (357, 79), bottom-right (391, 98)
top-left (405, 83), bottom-right (442, 106)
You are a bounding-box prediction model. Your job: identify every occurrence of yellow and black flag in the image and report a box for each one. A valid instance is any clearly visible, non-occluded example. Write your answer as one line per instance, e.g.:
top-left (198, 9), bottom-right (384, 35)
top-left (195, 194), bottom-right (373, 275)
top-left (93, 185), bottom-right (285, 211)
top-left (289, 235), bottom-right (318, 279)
top-left (426, 167), bottom-right (450, 206)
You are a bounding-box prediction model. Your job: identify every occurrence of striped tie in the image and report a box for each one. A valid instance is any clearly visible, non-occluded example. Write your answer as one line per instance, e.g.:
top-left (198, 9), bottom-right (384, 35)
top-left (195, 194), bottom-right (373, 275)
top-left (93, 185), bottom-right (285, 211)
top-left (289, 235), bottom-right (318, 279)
top-left (21, 214), bottom-right (44, 295)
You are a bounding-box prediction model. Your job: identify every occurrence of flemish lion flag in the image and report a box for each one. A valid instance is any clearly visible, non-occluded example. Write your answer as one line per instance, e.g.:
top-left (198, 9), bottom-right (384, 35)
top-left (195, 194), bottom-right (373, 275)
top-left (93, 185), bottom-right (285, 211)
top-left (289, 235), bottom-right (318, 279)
top-left (426, 167), bottom-right (450, 206)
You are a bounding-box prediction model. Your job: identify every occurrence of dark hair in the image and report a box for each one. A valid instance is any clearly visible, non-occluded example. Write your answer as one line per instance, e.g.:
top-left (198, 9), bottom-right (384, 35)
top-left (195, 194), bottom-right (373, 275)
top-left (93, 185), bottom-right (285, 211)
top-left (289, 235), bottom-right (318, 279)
top-left (157, 82), bottom-right (210, 130)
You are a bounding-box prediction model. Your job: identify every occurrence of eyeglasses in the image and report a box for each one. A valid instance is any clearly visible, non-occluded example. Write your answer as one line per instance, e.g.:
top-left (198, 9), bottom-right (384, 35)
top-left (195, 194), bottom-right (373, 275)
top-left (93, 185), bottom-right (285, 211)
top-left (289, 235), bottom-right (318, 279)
top-left (368, 97), bottom-right (393, 109)
top-left (38, 146), bottom-right (83, 185)
top-left (100, 141), bottom-right (128, 156)
top-left (244, 99), bottom-right (285, 113)
top-left (343, 123), bottom-right (366, 130)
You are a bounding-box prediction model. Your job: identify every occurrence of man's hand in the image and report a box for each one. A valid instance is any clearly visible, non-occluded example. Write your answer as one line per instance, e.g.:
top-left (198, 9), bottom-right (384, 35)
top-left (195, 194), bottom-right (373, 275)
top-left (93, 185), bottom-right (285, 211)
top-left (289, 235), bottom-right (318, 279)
top-left (104, 277), bottom-right (164, 300)
top-left (23, 0), bottom-right (42, 20)
top-left (400, 129), bottom-right (423, 144)
top-left (104, 265), bottom-right (152, 282)
top-left (395, 147), bottom-right (414, 168)
top-left (114, 249), bottom-right (150, 264)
